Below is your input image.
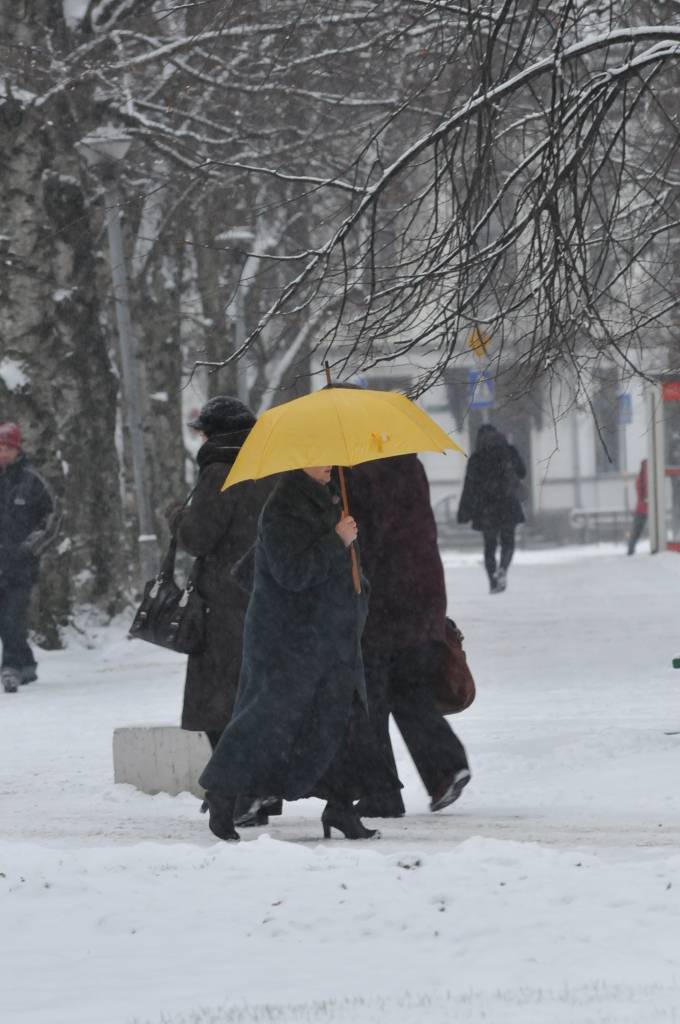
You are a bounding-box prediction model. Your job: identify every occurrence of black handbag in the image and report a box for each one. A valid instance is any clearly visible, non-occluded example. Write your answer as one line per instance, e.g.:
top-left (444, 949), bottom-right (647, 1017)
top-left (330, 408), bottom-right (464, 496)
top-left (129, 537), bottom-right (207, 654)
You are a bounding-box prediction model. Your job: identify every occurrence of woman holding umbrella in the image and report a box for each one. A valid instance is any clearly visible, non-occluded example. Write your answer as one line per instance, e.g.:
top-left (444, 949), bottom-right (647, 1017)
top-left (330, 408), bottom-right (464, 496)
top-left (198, 463), bottom-right (400, 841)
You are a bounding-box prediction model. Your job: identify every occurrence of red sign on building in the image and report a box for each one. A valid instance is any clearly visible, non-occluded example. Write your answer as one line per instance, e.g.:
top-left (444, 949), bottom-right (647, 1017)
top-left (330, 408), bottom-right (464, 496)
top-left (662, 380), bottom-right (680, 402)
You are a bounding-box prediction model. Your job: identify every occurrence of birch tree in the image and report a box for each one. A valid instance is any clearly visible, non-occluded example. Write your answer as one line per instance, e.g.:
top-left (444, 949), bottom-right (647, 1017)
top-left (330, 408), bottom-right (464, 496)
top-left (1, 1), bottom-right (125, 641)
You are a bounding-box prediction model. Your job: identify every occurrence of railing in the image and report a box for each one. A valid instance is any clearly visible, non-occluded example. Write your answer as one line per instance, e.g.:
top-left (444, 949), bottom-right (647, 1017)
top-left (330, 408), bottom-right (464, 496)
top-left (569, 507), bottom-right (630, 543)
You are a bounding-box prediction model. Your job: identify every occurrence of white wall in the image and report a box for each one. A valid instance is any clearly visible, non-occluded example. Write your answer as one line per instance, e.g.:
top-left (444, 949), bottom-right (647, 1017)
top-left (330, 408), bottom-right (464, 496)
top-left (363, 360), bottom-right (651, 518)
top-left (419, 381), bottom-right (467, 510)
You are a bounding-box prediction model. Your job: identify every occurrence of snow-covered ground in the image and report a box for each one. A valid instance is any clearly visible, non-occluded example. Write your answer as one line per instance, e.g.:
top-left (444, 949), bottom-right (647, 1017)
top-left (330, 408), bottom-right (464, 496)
top-left (2, 543), bottom-right (680, 1023)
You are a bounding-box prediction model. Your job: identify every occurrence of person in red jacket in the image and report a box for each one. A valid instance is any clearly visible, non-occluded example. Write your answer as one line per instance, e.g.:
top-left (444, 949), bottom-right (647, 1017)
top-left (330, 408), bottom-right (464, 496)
top-left (627, 458), bottom-right (648, 555)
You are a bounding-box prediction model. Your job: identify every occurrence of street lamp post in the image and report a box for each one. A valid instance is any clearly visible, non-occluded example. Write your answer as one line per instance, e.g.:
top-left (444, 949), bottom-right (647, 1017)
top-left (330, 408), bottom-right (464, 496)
top-left (76, 128), bottom-right (158, 586)
top-left (233, 280), bottom-right (248, 406)
top-left (217, 226), bottom-right (255, 405)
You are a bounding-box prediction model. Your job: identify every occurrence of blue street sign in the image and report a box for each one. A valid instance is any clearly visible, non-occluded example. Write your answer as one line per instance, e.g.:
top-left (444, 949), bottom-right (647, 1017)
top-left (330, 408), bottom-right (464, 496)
top-left (468, 369), bottom-right (495, 409)
top-left (618, 393), bottom-right (633, 426)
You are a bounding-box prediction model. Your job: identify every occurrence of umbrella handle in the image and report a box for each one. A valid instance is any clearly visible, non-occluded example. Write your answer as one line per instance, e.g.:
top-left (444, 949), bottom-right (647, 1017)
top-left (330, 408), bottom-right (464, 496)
top-left (336, 464), bottom-right (361, 595)
top-left (348, 543), bottom-right (361, 595)
top-left (326, 366), bottom-right (361, 595)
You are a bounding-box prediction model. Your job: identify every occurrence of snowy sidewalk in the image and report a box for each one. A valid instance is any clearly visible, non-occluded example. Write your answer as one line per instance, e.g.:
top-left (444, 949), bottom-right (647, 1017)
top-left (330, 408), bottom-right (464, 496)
top-left (1, 546), bottom-right (679, 1022)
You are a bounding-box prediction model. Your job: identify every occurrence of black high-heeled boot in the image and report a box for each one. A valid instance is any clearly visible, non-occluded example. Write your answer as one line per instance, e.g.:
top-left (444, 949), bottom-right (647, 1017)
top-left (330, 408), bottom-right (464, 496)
top-left (200, 791), bottom-right (240, 841)
top-left (321, 803), bottom-right (381, 840)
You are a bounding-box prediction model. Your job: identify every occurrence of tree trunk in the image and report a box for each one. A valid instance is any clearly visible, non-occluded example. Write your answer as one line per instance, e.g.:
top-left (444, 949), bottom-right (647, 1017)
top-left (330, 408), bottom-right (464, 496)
top-left (0, 15), bottom-right (124, 644)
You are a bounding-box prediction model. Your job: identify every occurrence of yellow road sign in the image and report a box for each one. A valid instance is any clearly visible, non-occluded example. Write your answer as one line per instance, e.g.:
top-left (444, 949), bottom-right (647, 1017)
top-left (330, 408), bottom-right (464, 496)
top-left (467, 327), bottom-right (491, 360)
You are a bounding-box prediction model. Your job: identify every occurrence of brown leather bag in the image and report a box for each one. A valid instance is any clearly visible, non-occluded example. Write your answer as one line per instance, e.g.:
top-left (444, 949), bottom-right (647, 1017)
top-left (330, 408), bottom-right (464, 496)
top-left (432, 618), bottom-right (476, 714)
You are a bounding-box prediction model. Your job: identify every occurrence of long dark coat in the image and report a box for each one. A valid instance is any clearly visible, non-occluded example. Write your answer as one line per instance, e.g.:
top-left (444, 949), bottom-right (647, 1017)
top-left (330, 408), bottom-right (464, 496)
top-left (457, 436), bottom-right (526, 532)
top-left (346, 455), bottom-right (447, 651)
top-left (173, 431), bottom-right (269, 732)
top-left (199, 470), bottom-right (397, 802)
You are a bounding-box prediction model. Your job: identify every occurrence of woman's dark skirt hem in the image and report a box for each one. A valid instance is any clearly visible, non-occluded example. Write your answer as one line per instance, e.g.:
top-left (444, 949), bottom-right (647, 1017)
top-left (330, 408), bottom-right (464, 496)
top-left (201, 696), bottom-right (401, 805)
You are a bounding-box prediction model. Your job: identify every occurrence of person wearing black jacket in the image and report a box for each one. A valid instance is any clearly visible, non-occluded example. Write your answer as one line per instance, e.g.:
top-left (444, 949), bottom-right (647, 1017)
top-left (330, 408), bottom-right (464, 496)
top-left (0, 422), bottom-right (58, 693)
top-left (168, 399), bottom-right (270, 722)
top-left (168, 396), bottom-right (273, 825)
top-left (457, 424), bottom-right (527, 593)
top-left (198, 466), bottom-right (400, 842)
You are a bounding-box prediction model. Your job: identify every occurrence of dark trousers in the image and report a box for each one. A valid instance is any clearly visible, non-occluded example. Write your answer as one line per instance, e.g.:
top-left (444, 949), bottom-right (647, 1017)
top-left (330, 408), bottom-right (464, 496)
top-left (363, 642), bottom-right (469, 807)
top-left (0, 579), bottom-right (35, 671)
top-left (482, 525), bottom-right (516, 582)
top-left (627, 512), bottom-right (647, 554)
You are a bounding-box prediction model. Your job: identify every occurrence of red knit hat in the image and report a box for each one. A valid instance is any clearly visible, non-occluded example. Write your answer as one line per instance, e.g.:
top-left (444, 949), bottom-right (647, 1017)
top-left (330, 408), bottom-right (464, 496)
top-left (0, 422), bottom-right (22, 449)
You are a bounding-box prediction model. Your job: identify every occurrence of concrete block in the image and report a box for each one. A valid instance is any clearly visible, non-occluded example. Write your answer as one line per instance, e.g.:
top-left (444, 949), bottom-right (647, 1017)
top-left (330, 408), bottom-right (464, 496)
top-left (113, 725), bottom-right (212, 798)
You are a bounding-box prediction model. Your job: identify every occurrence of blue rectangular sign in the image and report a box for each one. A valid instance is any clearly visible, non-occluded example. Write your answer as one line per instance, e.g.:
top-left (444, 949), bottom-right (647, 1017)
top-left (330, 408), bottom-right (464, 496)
top-left (468, 369), bottom-right (495, 409)
top-left (618, 393), bottom-right (633, 426)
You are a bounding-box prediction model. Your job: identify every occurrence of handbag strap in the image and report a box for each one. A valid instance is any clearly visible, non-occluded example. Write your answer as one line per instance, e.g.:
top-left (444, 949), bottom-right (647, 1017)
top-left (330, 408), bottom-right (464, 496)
top-left (157, 484), bottom-right (198, 583)
top-left (181, 482), bottom-right (199, 511)
top-left (186, 550), bottom-right (203, 588)
top-left (157, 536), bottom-right (179, 582)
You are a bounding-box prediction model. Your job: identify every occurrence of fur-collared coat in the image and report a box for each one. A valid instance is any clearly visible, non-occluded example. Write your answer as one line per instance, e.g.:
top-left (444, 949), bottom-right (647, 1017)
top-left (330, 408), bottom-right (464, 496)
top-left (199, 470), bottom-right (396, 802)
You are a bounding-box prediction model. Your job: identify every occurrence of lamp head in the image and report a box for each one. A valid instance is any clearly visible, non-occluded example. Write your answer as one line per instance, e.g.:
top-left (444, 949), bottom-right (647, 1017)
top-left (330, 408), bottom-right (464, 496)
top-left (215, 226), bottom-right (256, 262)
top-left (76, 128), bottom-right (133, 172)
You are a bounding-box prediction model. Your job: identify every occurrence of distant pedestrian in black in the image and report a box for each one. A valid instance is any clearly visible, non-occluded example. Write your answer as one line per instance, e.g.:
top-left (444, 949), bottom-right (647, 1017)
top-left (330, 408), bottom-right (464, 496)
top-left (627, 458), bottom-right (648, 555)
top-left (167, 396), bottom-right (269, 756)
top-left (347, 455), bottom-right (471, 818)
top-left (457, 424), bottom-right (526, 593)
top-left (0, 422), bottom-right (58, 693)
top-left (198, 465), bottom-right (400, 842)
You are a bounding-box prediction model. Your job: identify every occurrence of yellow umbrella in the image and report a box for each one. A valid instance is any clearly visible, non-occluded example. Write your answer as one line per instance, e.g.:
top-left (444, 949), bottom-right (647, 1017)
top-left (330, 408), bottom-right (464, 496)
top-left (222, 378), bottom-right (465, 591)
top-left (223, 388), bottom-right (464, 488)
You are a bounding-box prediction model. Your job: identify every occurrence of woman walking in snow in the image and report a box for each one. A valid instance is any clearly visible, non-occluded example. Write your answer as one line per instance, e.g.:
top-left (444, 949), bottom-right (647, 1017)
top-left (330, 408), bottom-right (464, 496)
top-left (198, 465), bottom-right (400, 842)
top-left (346, 454), bottom-right (471, 818)
top-left (457, 424), bottom-right (527, 593)
top-left (166, 396), bottom-right (272, 817)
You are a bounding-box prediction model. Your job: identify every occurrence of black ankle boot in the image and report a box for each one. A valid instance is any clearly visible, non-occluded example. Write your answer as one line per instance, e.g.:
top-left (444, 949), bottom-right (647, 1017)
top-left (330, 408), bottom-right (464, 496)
top-left (321, 803), bottom-right (380, 840)
top-left (200, 791), bottom-right (240, 841)
top-left (235, 804), bottom-right (269, 828)
top-left (429, 768), bottom-right (471, 812)
top-left (234, 794), bottom-right (283, 828)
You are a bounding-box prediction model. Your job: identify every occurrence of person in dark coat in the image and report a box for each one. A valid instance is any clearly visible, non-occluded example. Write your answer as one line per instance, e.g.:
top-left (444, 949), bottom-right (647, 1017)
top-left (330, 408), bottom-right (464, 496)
top-left (0, 422), bottom-right (59, 693)
top-left (627, 458), bottom-right (648, 555)
top-left (346, 455), bottom-right (471, 818)
top-left (168, 396), bottom-right (269, 747)
top-left (457, 424), bottom-right (526, 593)
top-left (198, 465), bottom-right (401, 842)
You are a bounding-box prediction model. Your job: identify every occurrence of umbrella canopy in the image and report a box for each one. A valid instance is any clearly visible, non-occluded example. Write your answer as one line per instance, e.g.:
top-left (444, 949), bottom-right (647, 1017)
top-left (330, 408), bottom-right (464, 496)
top-left (221, 387), bottom-right (464, 490)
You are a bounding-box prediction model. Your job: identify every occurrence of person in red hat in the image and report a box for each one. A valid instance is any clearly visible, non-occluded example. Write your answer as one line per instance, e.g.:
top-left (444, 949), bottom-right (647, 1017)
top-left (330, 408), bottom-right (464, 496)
top-left (0, 422), bottom-right (58, 693)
